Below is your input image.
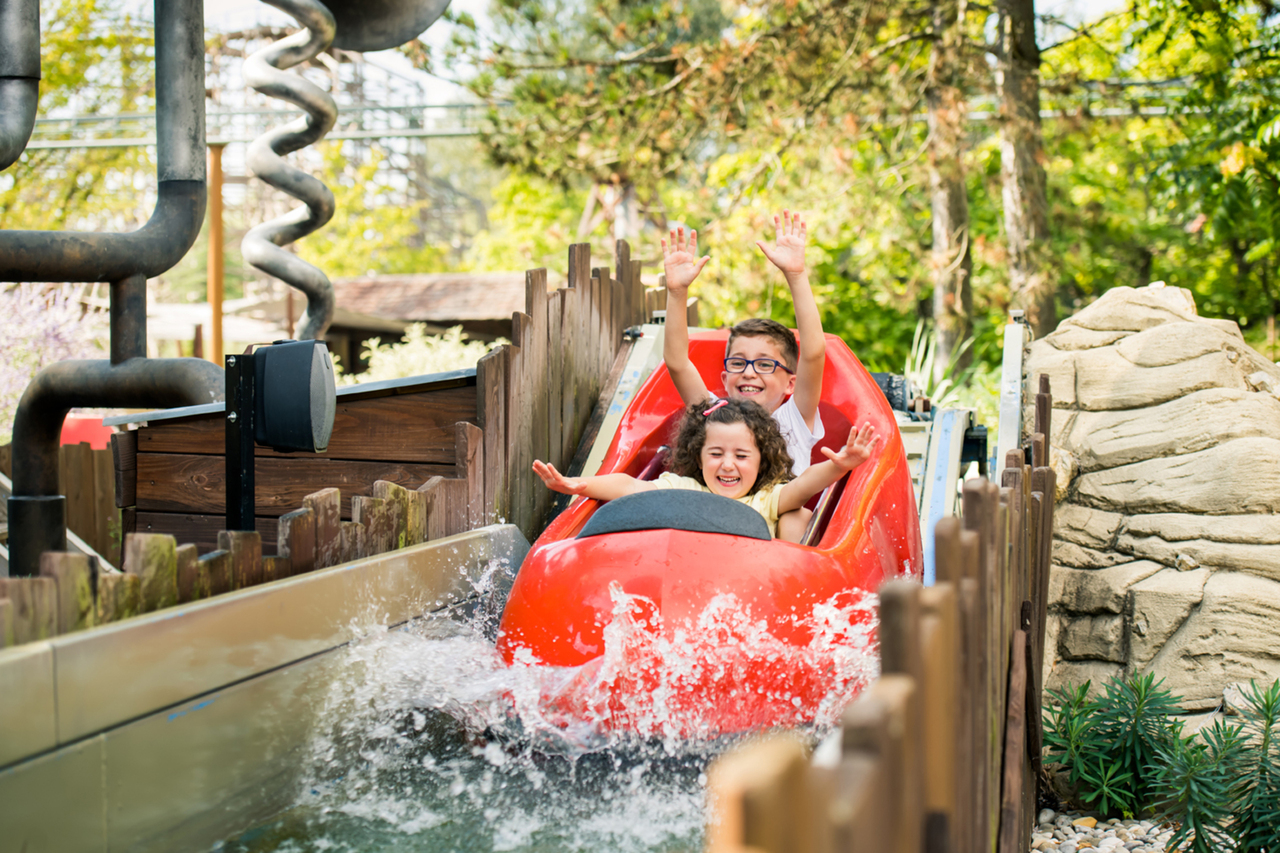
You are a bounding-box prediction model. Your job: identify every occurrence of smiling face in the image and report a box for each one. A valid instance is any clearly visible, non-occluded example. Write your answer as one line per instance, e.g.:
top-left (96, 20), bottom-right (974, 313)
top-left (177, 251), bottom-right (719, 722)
top-left (721, 334), bottom-right (797, 414)
top-left (700, 421), bottom-right (762, 500)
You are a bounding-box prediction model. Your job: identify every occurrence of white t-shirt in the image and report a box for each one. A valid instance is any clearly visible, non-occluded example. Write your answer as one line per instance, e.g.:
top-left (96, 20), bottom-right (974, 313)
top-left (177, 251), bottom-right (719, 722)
top-left (707, 395), bottom-right (825, 477)
top-left (773, 397), bottom-right (825, 477)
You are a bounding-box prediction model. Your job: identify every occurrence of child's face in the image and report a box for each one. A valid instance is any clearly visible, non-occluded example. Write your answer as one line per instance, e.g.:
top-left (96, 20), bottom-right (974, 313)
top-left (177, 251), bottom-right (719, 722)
top-left (721, 334), bottom-right (796, 414)
top-left (700, 421), bottom-right (761, 500)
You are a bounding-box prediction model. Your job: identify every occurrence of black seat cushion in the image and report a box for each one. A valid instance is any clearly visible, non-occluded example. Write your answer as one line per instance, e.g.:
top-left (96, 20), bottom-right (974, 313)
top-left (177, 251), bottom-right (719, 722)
top-left (576, 488), bottom-right (772, 541)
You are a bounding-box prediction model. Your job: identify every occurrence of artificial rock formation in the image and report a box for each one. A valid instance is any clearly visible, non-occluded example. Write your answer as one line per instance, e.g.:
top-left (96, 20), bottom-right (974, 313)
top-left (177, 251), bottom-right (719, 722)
top-left (1031, 283), bottom-right (1280, 709)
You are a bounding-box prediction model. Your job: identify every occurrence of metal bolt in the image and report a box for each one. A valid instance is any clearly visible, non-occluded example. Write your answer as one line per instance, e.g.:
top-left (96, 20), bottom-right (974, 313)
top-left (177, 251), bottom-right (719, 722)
top-left (228, 411), bottom-right (237, 422)
top-left (228, 356), bottom-right (236, 366)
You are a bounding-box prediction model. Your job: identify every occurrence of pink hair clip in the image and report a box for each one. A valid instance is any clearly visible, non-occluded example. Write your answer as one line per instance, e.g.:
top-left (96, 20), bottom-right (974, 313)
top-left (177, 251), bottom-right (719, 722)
top-left (702, 399), bottom-right (728, 417)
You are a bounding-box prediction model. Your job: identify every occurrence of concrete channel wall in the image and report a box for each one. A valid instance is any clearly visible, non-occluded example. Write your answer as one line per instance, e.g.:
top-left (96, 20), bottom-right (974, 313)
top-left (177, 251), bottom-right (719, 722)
top-left (0, 524), bottom-right (529, 853)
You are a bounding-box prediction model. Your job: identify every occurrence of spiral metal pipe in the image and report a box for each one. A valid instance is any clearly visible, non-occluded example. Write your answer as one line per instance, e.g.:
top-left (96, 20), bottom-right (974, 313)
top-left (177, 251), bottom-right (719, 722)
top-left (241, 0), bottom-right (339, 341)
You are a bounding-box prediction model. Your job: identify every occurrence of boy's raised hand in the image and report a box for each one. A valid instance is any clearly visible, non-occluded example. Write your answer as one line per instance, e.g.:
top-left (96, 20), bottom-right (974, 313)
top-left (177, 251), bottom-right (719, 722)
top-left (821, 423), bottom-right (879, 472)
top-left (532, 460), bottom-right (589, 496)
top-left (661, 226), bottom-right (709, 294)
top-left (756, 209), bottom-right (808, 277)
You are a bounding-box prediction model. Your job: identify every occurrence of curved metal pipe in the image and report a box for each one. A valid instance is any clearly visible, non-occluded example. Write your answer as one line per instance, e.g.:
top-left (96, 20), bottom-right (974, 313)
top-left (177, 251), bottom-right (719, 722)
top-left (0, 0), bottom-right (40, 172)
top-left (241, 0), bottom-right (338, 341)
top-left (7, 357), bottom-right (225, 576)
top-left (0, 0), bottom-right (206, 280)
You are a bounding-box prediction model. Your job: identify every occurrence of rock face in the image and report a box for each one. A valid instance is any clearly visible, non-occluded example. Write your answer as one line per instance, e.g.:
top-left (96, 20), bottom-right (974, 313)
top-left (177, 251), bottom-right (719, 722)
top-left (1031, 283), bottom-right (1280, 709)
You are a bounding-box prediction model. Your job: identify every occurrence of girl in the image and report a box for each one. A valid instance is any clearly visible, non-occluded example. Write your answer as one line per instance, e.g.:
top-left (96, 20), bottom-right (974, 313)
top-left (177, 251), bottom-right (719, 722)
top-left (532, 398), bottom-right (878, 541)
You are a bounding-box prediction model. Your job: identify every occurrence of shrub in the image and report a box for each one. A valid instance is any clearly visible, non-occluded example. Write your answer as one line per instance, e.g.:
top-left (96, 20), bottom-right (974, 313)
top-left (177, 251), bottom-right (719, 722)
top-left (335, 324), bottom-right (506, 386)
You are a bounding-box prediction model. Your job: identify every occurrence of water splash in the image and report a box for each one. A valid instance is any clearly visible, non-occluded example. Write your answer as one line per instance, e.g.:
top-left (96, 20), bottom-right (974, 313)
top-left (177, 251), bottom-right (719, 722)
top-left (222, 563), bottom-right (879, 853)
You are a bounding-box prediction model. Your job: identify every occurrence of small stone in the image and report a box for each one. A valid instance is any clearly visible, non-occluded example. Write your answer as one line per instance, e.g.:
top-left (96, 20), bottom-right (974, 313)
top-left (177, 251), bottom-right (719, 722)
top-left (1060, 843), bottom-right (1079, 853)
top-left (1074, 817), bottom-right (1098, 829)
top-left (1033, 840), bottom-right (1055, 851)
top-left (1098, 839), bottom-right (1123, 850)
top-left (1040, 808), bottom-right (1058, 826)
top-left (1175, 553), bottom-right (1200, 571)
top-left (1124, 843), bottom-right (1141, 851)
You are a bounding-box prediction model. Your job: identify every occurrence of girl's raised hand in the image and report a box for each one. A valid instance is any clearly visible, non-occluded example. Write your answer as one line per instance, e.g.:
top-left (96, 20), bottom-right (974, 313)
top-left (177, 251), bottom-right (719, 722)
top-left (821, 423), bottom-right (879, 471)
top-left (756, 210), bottom-right (808, 276)
top-left (532, 460), bottom-right (590, 495)
top-left (661, 226), bottom-right (709, 294)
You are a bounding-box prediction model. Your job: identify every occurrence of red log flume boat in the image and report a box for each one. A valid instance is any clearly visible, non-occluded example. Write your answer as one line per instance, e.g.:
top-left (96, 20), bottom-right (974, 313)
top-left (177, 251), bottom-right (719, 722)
top-left (496, 331), bottom-right (923, 740)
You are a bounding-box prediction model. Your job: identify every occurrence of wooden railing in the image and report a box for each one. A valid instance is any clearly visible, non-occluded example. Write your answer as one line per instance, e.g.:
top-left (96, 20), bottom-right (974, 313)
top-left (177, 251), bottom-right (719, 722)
top-left (709, 376), bottom-right (1056, 853)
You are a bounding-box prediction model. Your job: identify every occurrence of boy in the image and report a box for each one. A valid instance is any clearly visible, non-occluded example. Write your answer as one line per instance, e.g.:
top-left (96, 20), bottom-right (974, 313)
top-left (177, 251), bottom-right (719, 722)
top-left (661, 210), bottom-right (827, 541)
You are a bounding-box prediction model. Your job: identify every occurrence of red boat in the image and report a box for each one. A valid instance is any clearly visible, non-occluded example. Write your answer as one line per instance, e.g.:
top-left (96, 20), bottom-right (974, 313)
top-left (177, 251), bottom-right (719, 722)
top-left (496, 331), bottom-right (922, 738)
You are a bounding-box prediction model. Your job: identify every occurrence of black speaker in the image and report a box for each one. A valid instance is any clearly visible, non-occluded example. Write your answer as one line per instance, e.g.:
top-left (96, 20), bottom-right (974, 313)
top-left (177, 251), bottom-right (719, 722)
top-left (252, 340), bottom-right (336, 453)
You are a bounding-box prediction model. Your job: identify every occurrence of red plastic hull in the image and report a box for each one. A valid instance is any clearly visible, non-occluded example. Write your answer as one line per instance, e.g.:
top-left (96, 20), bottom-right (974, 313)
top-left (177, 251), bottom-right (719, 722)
top-left (497, 332), bottom-right (922, 735)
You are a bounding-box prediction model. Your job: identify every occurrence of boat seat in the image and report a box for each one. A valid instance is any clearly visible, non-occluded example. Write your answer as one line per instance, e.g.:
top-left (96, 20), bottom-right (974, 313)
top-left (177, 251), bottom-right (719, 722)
top-left (800, 472), bottom-right (849, 547)
top-left (576, 489), bottom-right (772, 541)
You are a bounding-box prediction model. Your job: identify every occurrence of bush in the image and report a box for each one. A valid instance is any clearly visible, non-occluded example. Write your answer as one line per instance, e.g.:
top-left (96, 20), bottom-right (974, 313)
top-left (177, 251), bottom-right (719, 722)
top-left (1045, 675), bottom-right (1280, 851)
top-left (335, 325), bottom-right (506, 386)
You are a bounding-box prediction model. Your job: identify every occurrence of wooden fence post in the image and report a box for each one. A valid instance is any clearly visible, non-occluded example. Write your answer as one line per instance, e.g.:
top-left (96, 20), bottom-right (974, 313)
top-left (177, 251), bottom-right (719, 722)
top-left (277, 507), bottom-right (316, 576)
top-left (124, 532), bottom-right (178, 612)
top-left (304, 488), bottom-right (341, 569)
top-left (39, 552), bottom-right (96, 633)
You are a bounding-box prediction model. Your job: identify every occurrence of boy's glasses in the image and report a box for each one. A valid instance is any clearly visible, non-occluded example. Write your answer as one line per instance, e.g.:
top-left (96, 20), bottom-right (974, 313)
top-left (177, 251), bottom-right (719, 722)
top-left (723, 357), bottom-right (794, 375)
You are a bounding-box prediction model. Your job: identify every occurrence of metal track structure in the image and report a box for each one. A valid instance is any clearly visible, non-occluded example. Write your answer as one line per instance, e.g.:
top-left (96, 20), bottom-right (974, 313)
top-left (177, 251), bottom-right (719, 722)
top-left (239, 0), bottom-right (340, 341)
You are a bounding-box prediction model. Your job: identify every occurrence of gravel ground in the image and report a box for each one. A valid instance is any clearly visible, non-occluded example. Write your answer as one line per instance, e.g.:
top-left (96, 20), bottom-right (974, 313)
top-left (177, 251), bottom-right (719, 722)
top-left (1031, 809), bottom-right (1176, 853)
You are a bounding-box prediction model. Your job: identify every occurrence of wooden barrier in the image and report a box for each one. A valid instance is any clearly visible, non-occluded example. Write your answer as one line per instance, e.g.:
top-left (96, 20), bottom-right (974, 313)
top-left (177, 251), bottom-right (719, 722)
top-left (709, 377), bottom-right (1056, 853)
top-left (1, 442), bottom-right (121, 567)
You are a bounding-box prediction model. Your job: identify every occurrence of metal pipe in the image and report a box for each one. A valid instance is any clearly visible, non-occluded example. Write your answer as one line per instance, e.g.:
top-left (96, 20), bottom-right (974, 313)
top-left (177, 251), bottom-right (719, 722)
top-left (0, 0), bottom-right (39, 171)
top-left (0, 0), bottom-right (207, 281)
top-left (7, 357), bottom-right (224, 575)
top-left (111, 274), bottom-right (147, 364)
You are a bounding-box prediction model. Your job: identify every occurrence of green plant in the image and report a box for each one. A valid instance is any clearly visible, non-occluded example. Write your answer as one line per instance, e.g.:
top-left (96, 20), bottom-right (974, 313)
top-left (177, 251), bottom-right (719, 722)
top-left (1153, 719), bottom-right (1246, 853)
top-left (1043, 674), bottom-right (1184, 818)
top-left (1226, 680), bottom-right (1280, 852)
top-left (334, 325), bottom-right (506, 386)
top-left (903, 320), bottom-right (977, 409)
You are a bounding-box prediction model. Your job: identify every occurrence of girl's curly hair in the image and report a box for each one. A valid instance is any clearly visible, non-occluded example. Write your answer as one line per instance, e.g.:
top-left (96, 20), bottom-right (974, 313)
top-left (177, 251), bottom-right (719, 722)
top-left (669, 398), bottom-right (794, 495)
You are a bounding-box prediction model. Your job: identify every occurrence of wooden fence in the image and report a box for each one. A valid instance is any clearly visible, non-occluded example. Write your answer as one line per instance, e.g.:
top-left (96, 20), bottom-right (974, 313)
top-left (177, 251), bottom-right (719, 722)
top-left (709, 376), bottom-right (1056, 853)
top-left (1, 240), bottom-right (652, 648)
top-left (0, 442), bottom-right (121, 567)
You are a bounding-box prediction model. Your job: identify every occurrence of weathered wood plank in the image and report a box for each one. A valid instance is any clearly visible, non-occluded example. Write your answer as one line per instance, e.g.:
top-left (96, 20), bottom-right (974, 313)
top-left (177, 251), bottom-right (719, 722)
top-left (0, 598), bottom-right (16, 648)
top-left (39, 551), bottom-right (96, 634)
top-left (706, 735), bottom-right (814, 853)
top-left (262, 555), bottom-right (290, 583)
top-left (96, 572), bottom-right (141, 624)
top-left (418, 476), bottom-right (446, 542)
top-left (93, 448), bottom-right (115, 561)
top-left (123, 532), bottom-right (178, 612)
top-left (63, 443), bottom-right (96, 552)
top-left (353, 495), bottom-right (393, 556)
top-left (198, 549), bottom-right (233, 597)
top-left (456, 423), bottom-right (484, 531)
top-left (545, 287), bottom-right (565, 471)
top-left (477, 347), bottom-right (507, 526)
top-left (135, 386), bottom-right (478, 462)
top-left (175, 543), bottom-right (199, 603)
top-left (135, 454), bottom-right (452, 518)
top-left (998, 629), bottom-right (1030, 853)
top-left (218, 530), bottom-right (263, 589)
top-left (277, 507), bottom-right (315, 576)
top-left (339, 520), bottom-right (367, 563)
top-left (111, 430), bottom-right (138, 508)
top-left (373, 480), bottom-right (411, 550)
top-left (304, 488), bottom-right (341, 569)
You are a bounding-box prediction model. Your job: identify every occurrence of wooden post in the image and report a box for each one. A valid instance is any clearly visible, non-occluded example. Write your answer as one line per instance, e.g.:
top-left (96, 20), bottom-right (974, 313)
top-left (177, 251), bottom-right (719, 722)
top-left (373, 479), bottom-right (411, 549)
top-left (277, 507), bottom-right (316, 576)
top-left (0, 598), bottom-right (14, 648)
top-left (217, 530), bottom-right (262, 589)
top-left (353, 495), bottom-right (393, 556)
top-left (878, 582), bottom-right (924, 853)
top-left (339, 520), bottom-right (367, 562)
top-left (207, 143), bottom-right (226, 364)
top-left (123, 532), bottom-right (178, 612)
top-left (921, 584), bottom-right (960, 853)
top-left (304, 488), bottom-right (341, 569)
top-left (39, 552), bottom-right (96, 634)
top-left (175, 543), bottom-right (199, 603)
top-left (706, 735), bottom-right (818, 853)
top-left (998, 629), bottom-right (1030, 853)
top-left (97, 572), bottom-right (140, 623)
top-left (456, 423), bottom-right (485, 530)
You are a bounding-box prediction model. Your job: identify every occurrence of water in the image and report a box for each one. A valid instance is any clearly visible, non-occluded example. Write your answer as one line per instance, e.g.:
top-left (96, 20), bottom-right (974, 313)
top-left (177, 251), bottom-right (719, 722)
top-left (220, 564), bottom-right (880, 853)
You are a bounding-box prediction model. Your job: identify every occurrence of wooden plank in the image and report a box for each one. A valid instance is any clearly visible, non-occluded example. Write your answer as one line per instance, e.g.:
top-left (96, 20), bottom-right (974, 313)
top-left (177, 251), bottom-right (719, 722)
top-left (352, 495), bottom-right (393, 556)
top-left (561, 338), bottom-right (633, 487)
top-left (506, 312), bottom-right (533, 538)
top-left (39, 551), bottom-right (96, 634)
top-left (843, 675), bottom-right (916, 853)
top-left (217, 530), bottom-right (263, 589)
top-left (998, 629), bottom-right (1030, 853)
top-left (111, 430), bottom-right (138, 507)
top-left (198, 549), bottom-right (233, 597)
top-left (921, 584), bottom-right (960, 853)
top-left (0, 577), bottom-right (58, 643)
top-left (304, 488), bottom-right (341, 569)
top-left (456, 423), bottom-right (484, 531)
top-left (339, 520), bottom-right (366, 563)
top-left (0, 442), bottom-right (11, 479)
top-left (477, 347), bottom-right (508, 526)
top-left (175, 543), bottom-right (199, 603)
top-left (135, 454), bottom-right (452, 518)
top-left (878, 581), bottom-right (923, 853)
top-left (373, 480), bottom-right (411, 550)
top-left (134, 512), bottom-right (278, 557)
top-left (123, 532), bottom-right (178, 612)
top-left (135, 386), bottom-right (478, 462)
top-left (526, 268), bottom-right (551, 534)
top-left (96, 572), bottom-right (140, 624)
top-left (440, 478), bottom-right (469, 538)
top-left (557, 286), bottom-right (578, 472)
top-left (263, 555), bottom-right (290, 582)
top-left (0, 598), bottom-right (12, 649)
top-left (418, 476), bottom-right (446, 541)
top-left (93, 448), bottom-right (115, 559)
top-left (545, 287), bottom-right (565, 471)
top-left (277, 507), bottom-right (315, 576)
top-left (63, 443), bottom-right (96, 551)
top-left (706, 736), bottom-right (813, 853)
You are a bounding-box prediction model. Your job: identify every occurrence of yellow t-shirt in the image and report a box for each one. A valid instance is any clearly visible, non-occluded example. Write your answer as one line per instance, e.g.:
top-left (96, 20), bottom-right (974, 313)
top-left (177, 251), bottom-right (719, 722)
top-left (653, 472), bottom-right (786, 537)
